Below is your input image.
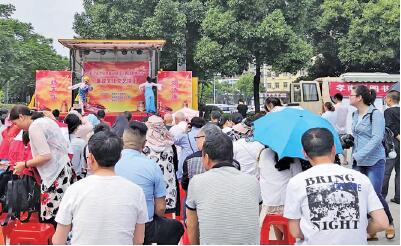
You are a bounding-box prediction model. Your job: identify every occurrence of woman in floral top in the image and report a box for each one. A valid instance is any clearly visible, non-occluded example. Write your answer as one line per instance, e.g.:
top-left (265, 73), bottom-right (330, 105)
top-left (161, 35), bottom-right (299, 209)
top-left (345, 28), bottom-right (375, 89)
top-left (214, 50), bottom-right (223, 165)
top-left (10, 105), bottom-right (75, 226)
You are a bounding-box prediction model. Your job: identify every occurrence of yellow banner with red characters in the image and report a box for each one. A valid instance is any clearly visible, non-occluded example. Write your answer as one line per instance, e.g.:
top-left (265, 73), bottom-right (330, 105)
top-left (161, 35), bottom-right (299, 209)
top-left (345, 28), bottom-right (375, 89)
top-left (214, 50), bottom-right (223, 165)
top-left (35, 70), bottom-right (72, 112)
top-left (84, 61), bottom-right (149, 112)
top-left (157, 71), bottom-right (192, 112)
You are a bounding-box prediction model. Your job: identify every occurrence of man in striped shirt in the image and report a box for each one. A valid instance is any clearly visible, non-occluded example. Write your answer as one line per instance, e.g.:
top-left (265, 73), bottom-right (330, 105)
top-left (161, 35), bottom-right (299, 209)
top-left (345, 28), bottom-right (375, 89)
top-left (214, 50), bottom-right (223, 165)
top-left (186, 132), bottom-right (261, 244)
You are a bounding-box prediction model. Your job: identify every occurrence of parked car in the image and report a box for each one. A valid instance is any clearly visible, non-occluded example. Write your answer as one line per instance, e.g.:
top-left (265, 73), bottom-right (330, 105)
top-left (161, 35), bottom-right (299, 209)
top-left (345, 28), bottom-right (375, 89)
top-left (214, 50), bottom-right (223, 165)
top-left (207, 104), bottom-right (237, 114)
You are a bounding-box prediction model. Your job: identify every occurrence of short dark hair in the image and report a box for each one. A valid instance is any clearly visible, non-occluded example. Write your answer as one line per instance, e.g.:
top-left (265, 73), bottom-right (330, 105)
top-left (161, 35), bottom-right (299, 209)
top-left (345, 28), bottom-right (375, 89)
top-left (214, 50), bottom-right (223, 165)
top-left (128, 121), bottom-right (148, 137)
top-left (301, 128), bottom-right (334, 159)
top-left (97, 110), bottom-right (106, 119)
top-left (52, 109), bottom-right (60, 118)
top-left (9, 105), bottom-right (44, 121)
top-left (93, 122), bottom-right (111, 134)
top-left (387, 91), bottom-right (400, 103)
top-left (334, 93), bottom-right (343, 101)
top-left (231, 112), bottom-right (243, 124)
top-left (352, 85), bottom-right (376, 105)
top-left (210, 111), bottom-right (221, 120)
top-left (88, 131), bottom-right (123, 167)
top-left (190, 117), bottom-right (206, 129)
top-left (202, 132), bottom-right (233, 163)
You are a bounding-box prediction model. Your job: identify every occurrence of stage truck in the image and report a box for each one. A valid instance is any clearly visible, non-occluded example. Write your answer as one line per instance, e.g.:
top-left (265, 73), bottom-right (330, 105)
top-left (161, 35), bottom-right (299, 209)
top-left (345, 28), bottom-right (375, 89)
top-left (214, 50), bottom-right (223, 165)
top-left (289, 72), bottom-right (400, 114)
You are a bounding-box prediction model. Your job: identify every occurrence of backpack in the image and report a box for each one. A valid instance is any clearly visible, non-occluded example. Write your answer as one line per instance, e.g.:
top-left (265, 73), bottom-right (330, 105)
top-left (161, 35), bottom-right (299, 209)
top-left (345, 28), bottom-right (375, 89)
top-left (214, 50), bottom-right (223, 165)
top-left (0, 167), bottom-right (18, 210)
top-left (353, 109), bottom-right (396, 159)
top-left (1, 174), bottom-right (40, 225)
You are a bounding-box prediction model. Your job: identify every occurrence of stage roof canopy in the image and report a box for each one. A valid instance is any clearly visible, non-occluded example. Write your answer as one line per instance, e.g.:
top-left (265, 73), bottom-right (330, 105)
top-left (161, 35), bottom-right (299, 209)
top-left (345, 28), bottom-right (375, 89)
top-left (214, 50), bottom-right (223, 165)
top-left (58, 39), bottom-right (166, 51)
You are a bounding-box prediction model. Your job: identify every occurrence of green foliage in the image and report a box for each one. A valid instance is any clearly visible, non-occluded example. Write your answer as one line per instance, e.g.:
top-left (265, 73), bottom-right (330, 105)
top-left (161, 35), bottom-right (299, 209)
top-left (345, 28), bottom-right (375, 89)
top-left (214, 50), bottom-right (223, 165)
top-left (195, 1), bottom-right (313, 111)
top-left (74, 0), bottom-right (190, 71)
top-left (338, 0), bottom-right (399, 72)
top-left (308, 0), bottom-right (400, 78)
top-left (236, 73), bottom-right (254, 103)
top-left (0, 4), bottom-right (68, 103)
top-left (0, 4), bottom-right (14, 18)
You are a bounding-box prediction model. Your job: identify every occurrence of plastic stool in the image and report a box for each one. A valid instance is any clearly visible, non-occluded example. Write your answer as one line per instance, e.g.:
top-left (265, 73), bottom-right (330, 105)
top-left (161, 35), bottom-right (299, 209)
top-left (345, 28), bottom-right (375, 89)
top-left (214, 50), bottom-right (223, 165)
top-left (10, 222), bottom-right (55, 245)
top-left (260, 214), bottom-right (295, 245)
top-left (179, 222), bottom-right (190, 245)
top-left (19, 212), bottom-right (40, 223)
top-left (176, 183), bottom-right (186, 222)
top-left (0, 213), bottom-right (15, 243)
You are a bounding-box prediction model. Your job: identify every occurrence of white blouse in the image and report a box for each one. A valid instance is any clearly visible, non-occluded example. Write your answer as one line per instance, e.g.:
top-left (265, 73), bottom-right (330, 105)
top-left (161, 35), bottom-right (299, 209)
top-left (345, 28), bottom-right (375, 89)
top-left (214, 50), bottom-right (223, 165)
top-left (29, 117), bottom-right (70, 188)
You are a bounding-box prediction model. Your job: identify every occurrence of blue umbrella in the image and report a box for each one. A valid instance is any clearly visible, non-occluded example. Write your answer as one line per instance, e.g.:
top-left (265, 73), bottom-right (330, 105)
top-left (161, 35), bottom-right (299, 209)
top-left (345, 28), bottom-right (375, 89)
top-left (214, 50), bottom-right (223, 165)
top-left (253, 108), bottom-right (343, 160)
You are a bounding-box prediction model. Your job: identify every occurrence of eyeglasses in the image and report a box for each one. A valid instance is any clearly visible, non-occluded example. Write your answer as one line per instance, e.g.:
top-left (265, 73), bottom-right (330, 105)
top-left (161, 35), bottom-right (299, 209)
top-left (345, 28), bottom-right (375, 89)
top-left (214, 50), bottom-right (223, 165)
top-left (194, 135), bottom-right (205, 140)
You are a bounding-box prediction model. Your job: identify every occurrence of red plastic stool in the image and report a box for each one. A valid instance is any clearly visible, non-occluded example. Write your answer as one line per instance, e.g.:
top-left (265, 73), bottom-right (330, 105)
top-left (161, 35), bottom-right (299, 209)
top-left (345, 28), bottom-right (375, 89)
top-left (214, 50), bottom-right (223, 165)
top-left (10, 222), bottom-right (55, 245)
top-left (0, 213), bottom-right (15, 243)
top-left (260, 214), bottom-right (295, 245)
top-left (176, 183), bottom-right (186, 222)
top-left (179, 222), bottom-right (190, 245)
top-left (19, 212), bottom-right (40, 223)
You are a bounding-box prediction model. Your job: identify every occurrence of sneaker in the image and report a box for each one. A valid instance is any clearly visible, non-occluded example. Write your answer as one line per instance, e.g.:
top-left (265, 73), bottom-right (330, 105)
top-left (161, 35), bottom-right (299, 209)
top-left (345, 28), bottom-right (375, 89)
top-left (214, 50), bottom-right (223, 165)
top-left (390, 198), bottom-right (400, 204)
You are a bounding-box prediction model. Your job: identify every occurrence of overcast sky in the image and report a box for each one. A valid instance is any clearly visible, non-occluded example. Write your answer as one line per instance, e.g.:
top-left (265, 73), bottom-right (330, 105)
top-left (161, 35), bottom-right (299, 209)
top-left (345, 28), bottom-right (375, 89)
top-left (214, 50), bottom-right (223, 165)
top-left (0, 0), bottom-right (84, 57)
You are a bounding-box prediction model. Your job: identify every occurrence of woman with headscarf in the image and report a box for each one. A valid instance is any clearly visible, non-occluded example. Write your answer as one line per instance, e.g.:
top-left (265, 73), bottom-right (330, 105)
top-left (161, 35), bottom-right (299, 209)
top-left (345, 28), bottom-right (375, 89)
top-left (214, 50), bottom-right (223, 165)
top-left (143, 115), bottom-right (179, 215)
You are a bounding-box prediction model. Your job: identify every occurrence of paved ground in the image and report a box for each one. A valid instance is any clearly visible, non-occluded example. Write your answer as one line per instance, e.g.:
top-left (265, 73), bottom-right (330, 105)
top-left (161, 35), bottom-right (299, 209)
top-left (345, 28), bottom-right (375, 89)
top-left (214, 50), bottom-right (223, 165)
top-left (368, 169), bottom-right (399, 245)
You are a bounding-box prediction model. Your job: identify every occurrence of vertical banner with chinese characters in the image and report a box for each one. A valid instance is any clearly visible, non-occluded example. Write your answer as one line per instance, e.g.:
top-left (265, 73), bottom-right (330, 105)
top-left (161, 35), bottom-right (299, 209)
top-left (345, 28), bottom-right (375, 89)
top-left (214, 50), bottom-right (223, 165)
top-left (157, 71), bottom-right (193, 112)
top-left (329, 82), bottom-right (396, 97)
top-left (35, 70), bottom-right (72, 112)
top-left (83, 61), bottom-right (149, 112)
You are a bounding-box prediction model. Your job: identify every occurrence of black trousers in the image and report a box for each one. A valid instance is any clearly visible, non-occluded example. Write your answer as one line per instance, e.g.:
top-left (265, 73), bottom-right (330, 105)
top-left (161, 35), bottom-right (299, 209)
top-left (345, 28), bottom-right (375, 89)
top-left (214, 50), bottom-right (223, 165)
top-left (382, 139), bottom-right (400, 201)
top-left (144, 215), bottom-right (184, 245)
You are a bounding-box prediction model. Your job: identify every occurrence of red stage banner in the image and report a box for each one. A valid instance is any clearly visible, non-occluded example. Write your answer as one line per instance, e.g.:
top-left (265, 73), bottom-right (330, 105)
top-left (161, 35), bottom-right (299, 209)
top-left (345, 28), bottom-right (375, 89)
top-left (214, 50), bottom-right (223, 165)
top-left (35, 70), bottom-right (72, 112)
top-left (329, 82), bottom-right (396, 97)
top-left (157, 71), bottom-right (193, 112)
top-left (83, 61), bottom-right (149, 112)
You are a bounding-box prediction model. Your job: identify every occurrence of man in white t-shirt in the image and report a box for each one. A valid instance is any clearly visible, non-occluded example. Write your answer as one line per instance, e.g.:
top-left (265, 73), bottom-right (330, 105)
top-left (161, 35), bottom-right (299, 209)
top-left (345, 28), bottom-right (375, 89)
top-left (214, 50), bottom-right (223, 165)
top-left (52, 131), bottom-right (148, 245)
top-left (333, 93), bottom-right (349, 134)
top-left (284, 128), bottom-right (389, 245)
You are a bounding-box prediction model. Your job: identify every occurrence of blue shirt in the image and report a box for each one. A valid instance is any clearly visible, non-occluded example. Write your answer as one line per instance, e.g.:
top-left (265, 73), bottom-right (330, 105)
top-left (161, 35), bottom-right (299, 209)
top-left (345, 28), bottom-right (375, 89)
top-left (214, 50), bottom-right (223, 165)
top-left (352, 105), bottom-right (386, 166)
top-left (115, 149), bottom-right (166, 221)
top-left (174, 127), bottom-right (200, 179)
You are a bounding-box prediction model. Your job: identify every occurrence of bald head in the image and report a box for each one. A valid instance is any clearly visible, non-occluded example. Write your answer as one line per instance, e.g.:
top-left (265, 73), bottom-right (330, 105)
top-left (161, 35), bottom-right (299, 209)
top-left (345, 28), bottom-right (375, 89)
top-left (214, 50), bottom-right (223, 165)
top-left (164, 113), bottom-right (173, 126)
top-left (174, 112), bottom-right (186, 124)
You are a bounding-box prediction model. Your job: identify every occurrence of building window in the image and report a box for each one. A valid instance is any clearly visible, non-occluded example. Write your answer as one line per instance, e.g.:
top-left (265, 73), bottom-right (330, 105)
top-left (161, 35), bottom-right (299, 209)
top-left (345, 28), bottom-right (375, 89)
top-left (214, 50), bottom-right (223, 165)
top-left (275, 82), bottom-right (279, 88)
top-left (284, 82), bottom-right (288, 88)
top-left (302, 83), bottom-right (319, 102)
top-left (267, 83), bottom-right (271, 89)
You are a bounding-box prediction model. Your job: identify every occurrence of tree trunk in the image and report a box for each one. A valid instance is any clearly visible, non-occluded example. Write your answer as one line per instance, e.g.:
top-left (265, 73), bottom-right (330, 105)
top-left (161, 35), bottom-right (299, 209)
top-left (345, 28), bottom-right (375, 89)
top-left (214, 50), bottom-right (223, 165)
top-left (253, 61), bottom-right (261, 113)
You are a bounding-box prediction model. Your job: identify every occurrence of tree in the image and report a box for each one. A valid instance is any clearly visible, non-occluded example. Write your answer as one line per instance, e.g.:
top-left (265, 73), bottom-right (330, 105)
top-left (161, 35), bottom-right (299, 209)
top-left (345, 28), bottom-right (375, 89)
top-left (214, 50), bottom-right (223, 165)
top-left (74, 0), bottom-right (206, 75)
top-left (307, 0), bottom-right (399, 78)
top-left (194, 1), bottom-right (313, 112)
top-left (0, 4), bottom-right (68, 103)
top-left (338, 0), bottom-right (399, 72)
top-left (236, 73), bottom-right (259, 104)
